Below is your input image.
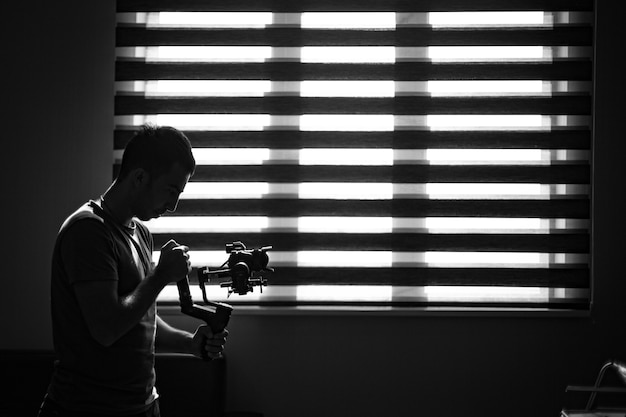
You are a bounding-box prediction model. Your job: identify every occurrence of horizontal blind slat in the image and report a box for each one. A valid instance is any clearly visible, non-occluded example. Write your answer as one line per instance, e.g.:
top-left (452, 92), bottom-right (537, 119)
top-left (231, 300), bottom-right (590, 309)
top-left (117, 0), bottom-right (593, 12)
top-left (171, 199), bottom-right (590, 218)
top-left (115, 61), bottom-right (593, 81)
top-left (185, 266), bottom-right (589, 287)
top-left (140, 165), bottom-right (589, 183)
top-left (116, 26), bottom-right (592, 47)
top-left (114, 95), bottom-right (591, 115)
top-left (115, 130), bottom-right (591, 150)
top-left (153, 232), bottom-right (589, 252)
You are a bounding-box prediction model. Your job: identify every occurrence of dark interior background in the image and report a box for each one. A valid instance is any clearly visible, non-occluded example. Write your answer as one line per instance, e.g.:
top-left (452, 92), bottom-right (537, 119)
top-left (2, 1), bottom-right (624, 416)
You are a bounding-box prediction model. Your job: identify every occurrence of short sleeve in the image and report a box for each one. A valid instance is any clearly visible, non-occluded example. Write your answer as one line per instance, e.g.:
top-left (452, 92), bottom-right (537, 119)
top-left (60, 219), bottom-right (119, 285)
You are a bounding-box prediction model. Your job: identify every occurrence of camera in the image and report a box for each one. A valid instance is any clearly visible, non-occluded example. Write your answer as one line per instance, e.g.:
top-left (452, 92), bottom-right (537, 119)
top-left (197, 241), bottom-right (272, 296)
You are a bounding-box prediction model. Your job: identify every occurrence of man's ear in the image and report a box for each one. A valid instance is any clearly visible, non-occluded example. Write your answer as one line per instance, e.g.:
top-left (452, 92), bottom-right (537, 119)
top-left (130, 168), bottom-right (150, 188)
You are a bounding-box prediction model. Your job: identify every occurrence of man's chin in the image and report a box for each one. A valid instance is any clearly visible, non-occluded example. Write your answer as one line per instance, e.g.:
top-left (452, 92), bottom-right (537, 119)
top-left (137, 212), bottom-right (157, 221)
top-left (137, 208), bottom-right (166, 221)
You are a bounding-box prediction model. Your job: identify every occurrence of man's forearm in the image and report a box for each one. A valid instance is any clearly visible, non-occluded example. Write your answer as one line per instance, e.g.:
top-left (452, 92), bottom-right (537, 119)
top-left (155, 315), bottom-right (195, 354)
top-left (102, 270), bottom-right (171, 345)
top-left (74, 271), bottom-right (169, 347)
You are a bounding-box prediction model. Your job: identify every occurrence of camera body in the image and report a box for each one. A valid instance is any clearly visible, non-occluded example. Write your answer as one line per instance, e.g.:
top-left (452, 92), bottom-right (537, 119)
top-left (198, 241), bottom-right (272, 296)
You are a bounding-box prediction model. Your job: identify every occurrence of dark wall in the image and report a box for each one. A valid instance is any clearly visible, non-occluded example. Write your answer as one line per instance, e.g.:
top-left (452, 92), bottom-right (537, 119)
top-left (2, 1), bottom-right (624, 417)
top-left (2, 1), bottom-right (114, 347)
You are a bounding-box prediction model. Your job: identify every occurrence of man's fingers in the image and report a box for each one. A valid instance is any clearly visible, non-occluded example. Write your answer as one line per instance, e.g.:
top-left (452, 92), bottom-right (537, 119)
top-left (162, 239), bottom-right (179, 250)
top-left (173, 245), bottom-right (190, 254)
top-left (194, 327), bottom-right (228, 359)
top-left (198, 325), bottom-right (213, 339)
top-left (198, 327), bottom-right (228, 345)
top-left (162, 240), bottom-right (189, 255)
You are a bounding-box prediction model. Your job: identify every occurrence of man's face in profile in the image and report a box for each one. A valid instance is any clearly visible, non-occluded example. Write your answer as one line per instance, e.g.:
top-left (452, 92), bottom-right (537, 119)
top-left (134, 163), bottom-right (191, 221)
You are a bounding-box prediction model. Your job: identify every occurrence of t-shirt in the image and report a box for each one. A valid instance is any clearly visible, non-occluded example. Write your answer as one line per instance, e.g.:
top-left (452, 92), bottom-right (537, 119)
top-left (47, 200), bottom-right (158, 415)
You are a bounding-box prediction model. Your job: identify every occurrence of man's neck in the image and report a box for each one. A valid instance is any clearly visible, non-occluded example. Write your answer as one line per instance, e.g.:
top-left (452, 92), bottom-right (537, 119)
top-left (101, 182), bottom-right (134, 227)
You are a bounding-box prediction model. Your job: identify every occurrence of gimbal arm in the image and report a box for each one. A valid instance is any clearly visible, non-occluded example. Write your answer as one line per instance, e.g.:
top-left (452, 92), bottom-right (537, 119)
top-left (176, 276), bottom-right (233, 361)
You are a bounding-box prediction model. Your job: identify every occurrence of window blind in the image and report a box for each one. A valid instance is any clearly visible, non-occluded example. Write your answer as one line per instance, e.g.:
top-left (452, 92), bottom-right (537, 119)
top-left (114, 0), bottom-right (593, 309)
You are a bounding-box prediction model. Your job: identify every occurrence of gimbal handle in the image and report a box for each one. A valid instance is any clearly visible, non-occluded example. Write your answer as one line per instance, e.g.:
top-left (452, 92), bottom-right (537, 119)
top-left (176, 277), bottom-right (233, 361)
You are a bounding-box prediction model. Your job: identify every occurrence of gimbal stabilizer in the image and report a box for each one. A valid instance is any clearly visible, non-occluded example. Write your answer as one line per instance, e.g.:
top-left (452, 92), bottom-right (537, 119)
top-left (198, 241), bottom-right (273, 296)
top-left (176, 241), bottom-right (272, 360)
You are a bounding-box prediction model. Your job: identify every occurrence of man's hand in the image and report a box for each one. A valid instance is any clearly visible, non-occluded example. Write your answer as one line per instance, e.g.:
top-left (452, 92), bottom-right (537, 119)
top-left (192, 325), bottom-right (229, 360)
top-left (154, 239), bottom-right (191, 284)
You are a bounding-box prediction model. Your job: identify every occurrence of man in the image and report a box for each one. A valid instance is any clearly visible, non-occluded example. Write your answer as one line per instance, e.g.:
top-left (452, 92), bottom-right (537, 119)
top-left (38, 124), bottom-right (228, 416)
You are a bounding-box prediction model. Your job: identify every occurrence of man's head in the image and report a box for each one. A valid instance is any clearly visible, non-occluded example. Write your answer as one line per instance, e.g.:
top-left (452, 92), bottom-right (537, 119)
top-left (118, 124), bottom-right (195, 181)
top-left (118, 124), bottom-right (196, 221)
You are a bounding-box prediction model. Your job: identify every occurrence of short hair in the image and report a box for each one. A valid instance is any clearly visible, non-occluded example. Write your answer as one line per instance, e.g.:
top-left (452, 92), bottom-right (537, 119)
top-left (118, 124), bottom-right (196, 180)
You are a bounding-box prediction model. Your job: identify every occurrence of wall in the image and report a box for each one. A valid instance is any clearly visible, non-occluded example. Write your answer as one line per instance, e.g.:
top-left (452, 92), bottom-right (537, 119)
top-left (2, 1), bottom-right (624, 417)
top-left (2, 1), bottom-right (115, 348)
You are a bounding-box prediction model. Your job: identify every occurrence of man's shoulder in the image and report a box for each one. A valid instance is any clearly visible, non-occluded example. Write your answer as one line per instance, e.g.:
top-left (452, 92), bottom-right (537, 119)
top-left (58, 201), bottom-right (104, 235)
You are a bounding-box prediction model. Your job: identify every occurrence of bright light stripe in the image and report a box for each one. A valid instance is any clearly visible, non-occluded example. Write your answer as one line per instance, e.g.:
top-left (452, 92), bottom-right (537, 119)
top-left (176, 183), bottom-right (588, 200)
top-left (116, 46), bottom-right (273, 62)
top-left (146, 217), bottom-right (586, 234)
top-left (424, 184), bottom-right (588, 198)
top-left (299, 183), bottom-right (393, 199)
top-left (300, 115), bottom-right (394, 131)
top-left (157, 284), bottom-right (587, 304)
top-left (302, 46), bottom-right (396, 63)
top-left (424, 286), bottom-right (545, 301)
top-left (301, 12), bottom-right (396, 28)
top-left (117, 11), bottom-right (574, 29)
top-left (426, 115), bottom-right (547, 130)
top-left (301, 81), bottom-right (395, 97)
top-left (119, 80), bottom-right (274, 97)
top-left (145, 216), bottom-right (270, 233)
top-left (116, 12), bottom-right (273, 27)
top-left (154, 12), bottom-right (273, 27)
top-left (422, 286), bottom-right (587, 303)
top-left (113, 148), bottom-right (588, 165)
top-left (261, 251), bottom-right (588, 267)
top-left (297, 251), bottom-right (394, 267)
top-left (192, 148), bottom-right (272, 165)
top-left (299, 149), bottom-right (394, 165)
top-left (427, 46), bottom-right (548, 61)
top-left (296, 217), bottom-right (587, 233)
top-left (116, 115), bottom-right (272, 131)
top-left (426, 80), bottom-right (546, 96)
top-left (428, 11), bottom-right (546, 27)
top-left (296, 285), bottom-right (393, 301)
top-left (298, 217), bottom-right (393, 233)
top-left (426, 149), bottom-right (545, 164)
top-left (423, 217), bottom-right (587, 233)
top-left (118, 46), bottom-right (578, 64)
top-left (180, 182), bottom-right (270, 199)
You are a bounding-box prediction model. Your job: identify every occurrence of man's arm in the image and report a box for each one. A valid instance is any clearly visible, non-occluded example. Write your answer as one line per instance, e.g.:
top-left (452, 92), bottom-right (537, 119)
top-left (155, 314), bottom-right (194, 354)
top-left (73, 272), bottom-right (168, 347)
top-left (156, 315), bottom-right (229, 359)
top-left (70, 227), bottom-right (190, 347)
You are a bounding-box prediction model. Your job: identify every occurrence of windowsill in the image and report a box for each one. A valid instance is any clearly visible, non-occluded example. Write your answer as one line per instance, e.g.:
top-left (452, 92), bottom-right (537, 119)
top-left (157, 303), bottom-right (590, 318)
